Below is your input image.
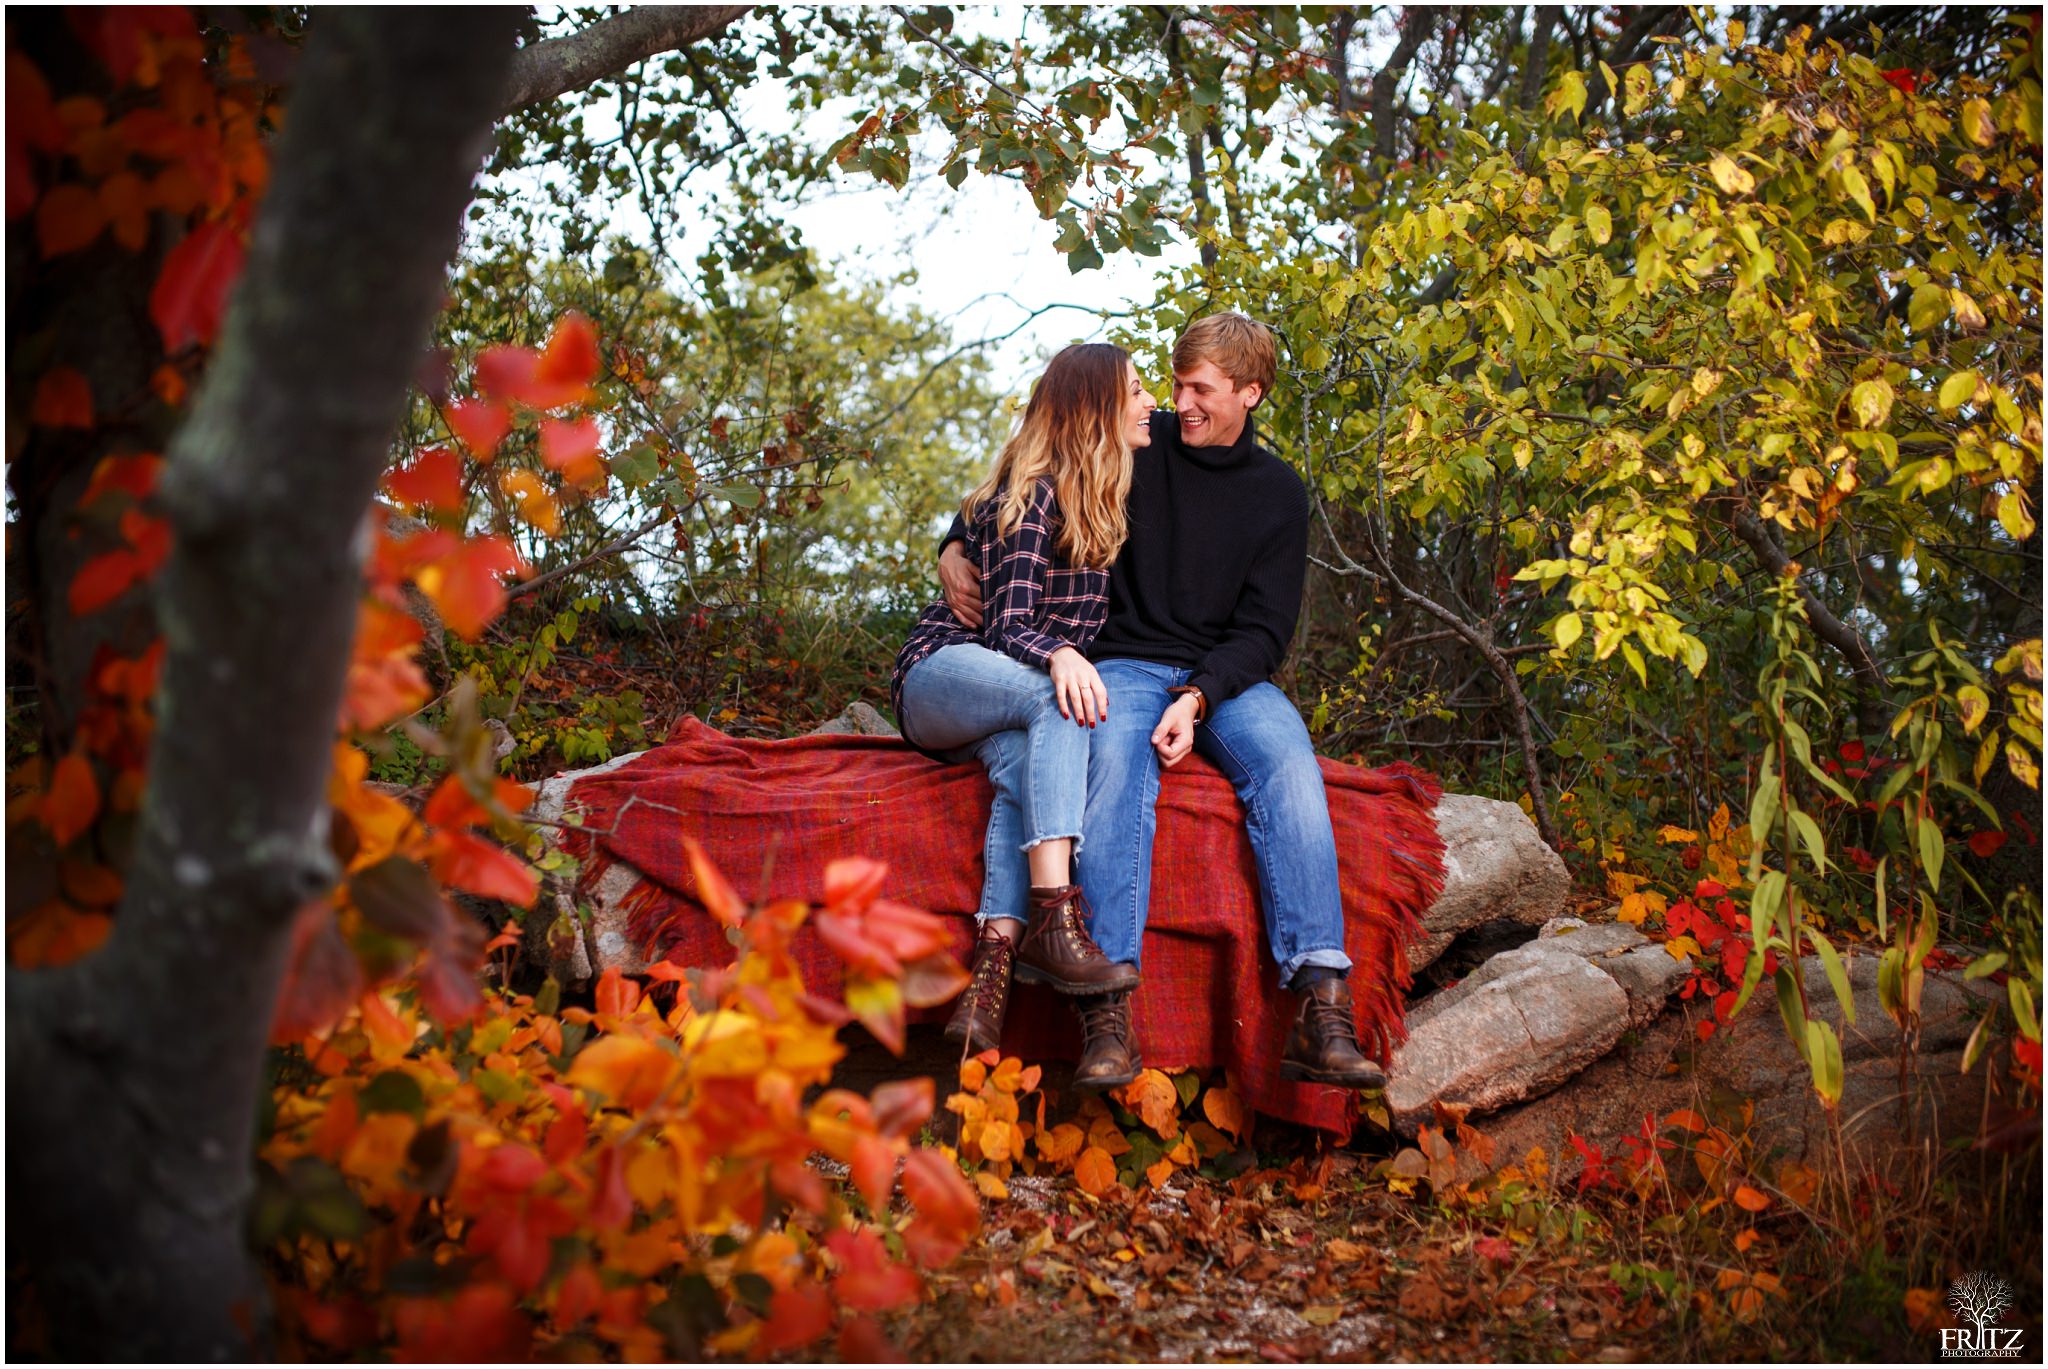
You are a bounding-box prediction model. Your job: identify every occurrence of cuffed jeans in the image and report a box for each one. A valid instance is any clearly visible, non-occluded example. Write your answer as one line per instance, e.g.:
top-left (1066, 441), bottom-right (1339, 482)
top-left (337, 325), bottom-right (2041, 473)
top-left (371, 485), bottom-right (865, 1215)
top-left (1076, 659), bottom-right (1350, 988)
top-left (899, 643), bottom-right (1089, 924)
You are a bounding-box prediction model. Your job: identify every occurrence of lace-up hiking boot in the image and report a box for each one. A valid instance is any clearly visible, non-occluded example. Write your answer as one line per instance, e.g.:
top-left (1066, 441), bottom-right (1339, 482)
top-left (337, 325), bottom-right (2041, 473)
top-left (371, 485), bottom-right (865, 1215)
top-left (1070, 990), bottom-right (1141, 1091)
top-left (1278, 977), bottom-right (1386, 1088)
top-left (943, 925), bottom-right (1016, 1056)
top-left (1014, 885), bottom-right (1139, 995)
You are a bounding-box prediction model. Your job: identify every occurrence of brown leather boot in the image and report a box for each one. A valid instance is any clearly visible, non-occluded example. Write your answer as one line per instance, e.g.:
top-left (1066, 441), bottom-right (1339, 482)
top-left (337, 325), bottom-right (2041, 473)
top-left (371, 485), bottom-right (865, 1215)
top-left (1014, 885), bottom-right (1139, 995)
top-left (1070, 990), bottom-right (1141, 1091)
top-left (943, 925), bottom-right (1016, 1056)
top-left (1278, 977), bottom-right (1386, 1088)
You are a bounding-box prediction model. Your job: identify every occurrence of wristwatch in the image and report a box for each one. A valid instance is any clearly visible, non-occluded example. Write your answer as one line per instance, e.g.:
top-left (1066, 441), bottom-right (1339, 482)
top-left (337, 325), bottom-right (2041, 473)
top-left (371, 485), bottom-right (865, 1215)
top-left (1168, 684), bottom-right (1208, 723)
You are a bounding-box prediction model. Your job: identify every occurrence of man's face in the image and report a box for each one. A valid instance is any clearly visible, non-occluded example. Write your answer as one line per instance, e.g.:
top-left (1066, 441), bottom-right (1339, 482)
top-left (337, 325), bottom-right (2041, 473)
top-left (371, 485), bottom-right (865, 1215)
top-left (1171, 359), bottom-right (1261, 448)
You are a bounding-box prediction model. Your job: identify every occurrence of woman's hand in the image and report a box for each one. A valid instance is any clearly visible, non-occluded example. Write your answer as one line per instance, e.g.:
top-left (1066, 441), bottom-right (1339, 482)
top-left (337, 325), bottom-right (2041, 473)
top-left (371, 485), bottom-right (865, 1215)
top-left (938, 542), bottom-right (984, 629)
top-left (1049, 647), bottom-right (1107, 726)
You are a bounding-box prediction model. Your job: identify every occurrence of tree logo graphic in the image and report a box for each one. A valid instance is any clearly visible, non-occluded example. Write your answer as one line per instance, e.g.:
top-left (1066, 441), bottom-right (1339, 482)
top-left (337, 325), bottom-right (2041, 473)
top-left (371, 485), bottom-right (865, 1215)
top-left (1942, 1271), bottom-right (2025, 1359)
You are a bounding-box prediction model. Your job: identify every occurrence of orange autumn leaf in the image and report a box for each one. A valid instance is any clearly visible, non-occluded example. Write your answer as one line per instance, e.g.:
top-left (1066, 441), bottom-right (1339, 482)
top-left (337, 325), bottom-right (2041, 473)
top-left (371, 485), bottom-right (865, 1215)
top-left (536, 310), bottom-right (601, 390)
top-left (1201, 1084), bottom-right (1247, 1142)
top-left (414, 535), bottom-right (523, 640)
top-left (97, 168), bottom-right (148, 249)
top-left (1036, 1121), bottom-right (1085, 1166)
top-left (31, 367), bottom-right (93, 428)
top-left (825, 1228), bottom-right (921, 1313)
top-left (36, 182), bottom-right (103, 256)
top-left (1074, 1144), bottom-right (1119, 1195)
top-left (150, 217), bottom-right (244, 349)
top-left (684, 837), bottom-right (749, 927)
top-left (1115, 1069), bottom-right (1181, 1139)
top-left (566, 1034), bottom-right (677, 1113)
top-left (499, 468), bottom-right (559, 534)
top-left (42, 752), bottom-right (100, 846)
top-left (385, 446), bottom-right (464, 513)
top-left (594, 965), bottom-right (641, 1019)
top-left (1732, 1183), bottom-right (1771, 1212)
top-left (446, 397), bottom-right (511, 460)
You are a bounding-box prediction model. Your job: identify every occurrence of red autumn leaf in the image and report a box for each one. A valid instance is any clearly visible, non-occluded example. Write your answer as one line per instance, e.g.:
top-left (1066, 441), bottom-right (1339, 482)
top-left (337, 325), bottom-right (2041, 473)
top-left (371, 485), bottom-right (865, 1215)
top-left (901, 1147), bottom-right (980, 1247)
top-left (825, 1228), bottom-right (921, 1313)
top-left (1694, 878), bottom-right (1727, 899)
top-left (478, 1142), bottom-right (548, 1192)
top-left (32, 367), bottom-right (93, 428)
top-left (552, 1262), bottom-right (603, 1330)
top-left (417, 535), bottom-right (523, 640)
top-left (542, 1111), bottom-right (587, 1166)
top-left (151, 218), bottom-right (245, 350)
top-left (824, 856), bottom-right (889, 913)
top-left (270, 904), bottom-right (364, 1043)
top-left (1473, 1235), bottom-right (1515, 1261)
top-left (1880, 68), bottom-right (1918, 97)
top-left (1839, 739), bottom-right (1868, 762)
top-left (42, 752), bottom-right (100, 846)
top-left (849, 1133), bottom-right (897, 1213)
top-left (538, 415), bottom-right (604, 486)
top-left (385, 446), bottom-right (464, 512)
top-left (392, 1283), bottom-right (531, 1363)
top-left (476, 341), bottom-right (587, 412)
top-left (446, 398), bottom-right (511, 461)
top-left (759, 1281), bottom-right (836, 1354)
top-left (429, 829), bottom-right (538, 907)
top-left (36, 183), bottom-right (103, 256)
top-left (8, 52), bottom-right (66, 156)
top-left (535, 311), bottom-right (601, 390)
top-left (587, 1146), bottom-right (632, 1231)
top-left (1968, 830), bottom-right (2007, 858)
top-left (417, 934), bottom-right (485, 1027)
top-left (80, 453), bottom-right (164, 508)
top-left (121, 510), bottom-right (171, 574)
top-left (871, 1077), bottom-right (934, 1141)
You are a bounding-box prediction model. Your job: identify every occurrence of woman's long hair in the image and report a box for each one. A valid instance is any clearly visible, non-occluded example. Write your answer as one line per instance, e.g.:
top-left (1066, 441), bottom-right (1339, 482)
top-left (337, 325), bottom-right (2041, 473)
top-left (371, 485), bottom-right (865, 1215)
top-left (962, 342), bottom-right (1135, 570)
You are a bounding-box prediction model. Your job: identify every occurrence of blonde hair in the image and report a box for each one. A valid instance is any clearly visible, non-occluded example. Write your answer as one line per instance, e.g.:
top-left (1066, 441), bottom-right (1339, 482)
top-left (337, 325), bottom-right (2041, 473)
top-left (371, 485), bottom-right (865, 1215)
top-left (1172, 312), bottom-right (1277, 407)
top-left (963, 342), bottom-right (1134, 570)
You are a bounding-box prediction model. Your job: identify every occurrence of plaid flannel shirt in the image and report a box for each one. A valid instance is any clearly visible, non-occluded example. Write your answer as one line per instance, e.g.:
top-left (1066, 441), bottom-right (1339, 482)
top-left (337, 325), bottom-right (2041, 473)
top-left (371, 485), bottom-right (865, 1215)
top-left (891, 477), bottom-right (1110, 732)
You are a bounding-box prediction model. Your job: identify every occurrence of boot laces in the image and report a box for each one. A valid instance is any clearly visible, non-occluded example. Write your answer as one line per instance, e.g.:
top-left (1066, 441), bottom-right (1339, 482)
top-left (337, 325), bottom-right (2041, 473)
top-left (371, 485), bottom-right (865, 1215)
top-left (1057, 890), bottom-right (1110, 957)
top-left (1304, 992), bottom-right (1359, 1045)
top-left (969, 935), bottom-right (1013, 1011)
top-left (1075, 993), bottom-right (1130, 1042)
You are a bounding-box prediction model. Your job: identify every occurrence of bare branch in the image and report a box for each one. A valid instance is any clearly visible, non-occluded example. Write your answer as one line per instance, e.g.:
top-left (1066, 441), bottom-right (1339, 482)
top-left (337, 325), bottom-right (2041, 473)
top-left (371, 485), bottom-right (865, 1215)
top-left (502, 5), bottom-right (753, 113)
top-left (1728, 507), bottom-right (1889, 690)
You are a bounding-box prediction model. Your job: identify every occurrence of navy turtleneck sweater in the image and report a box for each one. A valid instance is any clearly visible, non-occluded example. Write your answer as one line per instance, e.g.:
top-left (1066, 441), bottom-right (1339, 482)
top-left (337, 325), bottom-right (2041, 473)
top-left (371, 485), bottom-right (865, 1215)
top-left (945, 409), bottom-right (1308, 707)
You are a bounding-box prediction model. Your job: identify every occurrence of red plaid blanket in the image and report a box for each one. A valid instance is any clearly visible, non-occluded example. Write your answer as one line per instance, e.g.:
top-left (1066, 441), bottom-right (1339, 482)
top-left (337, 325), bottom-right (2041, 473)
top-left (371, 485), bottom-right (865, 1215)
top-left (564, 717), bottom-right (1444, 1136)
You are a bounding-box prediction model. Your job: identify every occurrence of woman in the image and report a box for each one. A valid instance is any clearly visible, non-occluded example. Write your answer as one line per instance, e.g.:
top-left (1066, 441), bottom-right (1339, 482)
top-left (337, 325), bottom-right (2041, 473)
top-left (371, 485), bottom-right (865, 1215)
top-left (891, 342), bottom-right (1154, 1077)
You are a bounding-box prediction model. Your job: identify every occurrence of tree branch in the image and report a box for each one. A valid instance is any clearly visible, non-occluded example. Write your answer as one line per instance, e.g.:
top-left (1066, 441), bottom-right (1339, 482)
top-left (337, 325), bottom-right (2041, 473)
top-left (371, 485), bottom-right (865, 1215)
top-left (1728, 507), bottom-right (1889, 690)
top-left (502, 5), bottom-right (753, 113)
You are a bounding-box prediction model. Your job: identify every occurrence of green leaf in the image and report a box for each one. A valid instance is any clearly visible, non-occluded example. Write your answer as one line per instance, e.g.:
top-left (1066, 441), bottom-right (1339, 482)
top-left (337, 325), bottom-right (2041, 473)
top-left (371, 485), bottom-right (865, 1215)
top-left (359, 1069), bottom-right (427, 1120)
top-left (1791, 809), bottom-right (1828, 874)
top-left (1551, 612), bottom-right (1584, 651)
top-left (713, 482), bottom-right (762, 509)
top-left (1776, 966), bottom-right (1809, 1060)
top-left (1938, 370), bottom-right (1980, 413)
top-left (1964, 951), bottom-right (2009, 981)
top-left (612, 443), bottom-right (661, 488)
top-left (1066, 241), bottom-right (1105, 274)
top-left (1747, 773), bottom-right (1781, 853)
top-left (1806, 1019), bottom-right (1844, 1106)
top-left (1805, 928), bottom-right (1855, 1025)
top-left (1907, 284), bottom-right (1948, 330)
top-left (1840, 164), bottom-right (1876, 221)
top-left (2009, 976), bottom-right (2039, 1041)
top-left (349, 856), bottom-right (444, 941)
top-left (1916, 814), bottom-right (1944, 893)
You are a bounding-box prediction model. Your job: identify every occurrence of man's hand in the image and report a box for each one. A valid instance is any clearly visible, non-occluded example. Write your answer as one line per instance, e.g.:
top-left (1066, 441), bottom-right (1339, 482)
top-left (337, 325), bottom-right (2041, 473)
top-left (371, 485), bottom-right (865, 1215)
top-left (938, 541), bottom-right (984, 629)
top-left (1151, 693), bottom-right (1200, 767)
top-left (1048, 647), bottom-right (1107, 726)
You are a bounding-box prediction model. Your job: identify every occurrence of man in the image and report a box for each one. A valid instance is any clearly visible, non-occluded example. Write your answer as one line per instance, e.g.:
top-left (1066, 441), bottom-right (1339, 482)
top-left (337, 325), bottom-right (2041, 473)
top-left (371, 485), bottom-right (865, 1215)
top-left (938, 313), bottom-right (1383, 1092)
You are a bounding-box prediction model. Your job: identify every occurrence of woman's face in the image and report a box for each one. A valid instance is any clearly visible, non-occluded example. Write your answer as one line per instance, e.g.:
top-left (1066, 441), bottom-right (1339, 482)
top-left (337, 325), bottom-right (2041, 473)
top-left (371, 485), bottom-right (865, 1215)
top-left (1123, 360), bottom-right (1157, 448)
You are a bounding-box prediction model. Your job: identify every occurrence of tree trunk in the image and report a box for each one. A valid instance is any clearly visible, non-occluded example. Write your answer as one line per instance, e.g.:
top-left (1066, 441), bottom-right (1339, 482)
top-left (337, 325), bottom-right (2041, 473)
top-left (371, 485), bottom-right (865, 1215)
top-left (5, 10), bottom-right (518, 1359)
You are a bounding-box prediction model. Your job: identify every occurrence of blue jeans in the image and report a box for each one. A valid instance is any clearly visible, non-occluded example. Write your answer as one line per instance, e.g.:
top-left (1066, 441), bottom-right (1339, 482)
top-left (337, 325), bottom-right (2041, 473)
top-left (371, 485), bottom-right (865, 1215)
top-left (899, 643), bottom-right (1089, 923)
top-left (1070, 659), bottom-right (1351, 988)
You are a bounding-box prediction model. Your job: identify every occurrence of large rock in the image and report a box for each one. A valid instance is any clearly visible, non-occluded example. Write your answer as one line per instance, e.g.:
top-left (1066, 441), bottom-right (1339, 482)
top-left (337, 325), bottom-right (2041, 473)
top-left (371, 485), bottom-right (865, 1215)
top-left (1475, 951), bottom-right (2006, 1170)
top-left (1411, 794), bottom-right (1571, 973)
top-left (1388, 944), bottom-right (1631, 1134)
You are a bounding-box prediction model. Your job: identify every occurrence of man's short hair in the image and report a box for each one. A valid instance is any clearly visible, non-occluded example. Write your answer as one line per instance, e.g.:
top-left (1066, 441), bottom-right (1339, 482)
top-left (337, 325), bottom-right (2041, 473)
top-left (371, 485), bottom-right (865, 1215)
top-left (1173, 313), bottom-right (1277, 400)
